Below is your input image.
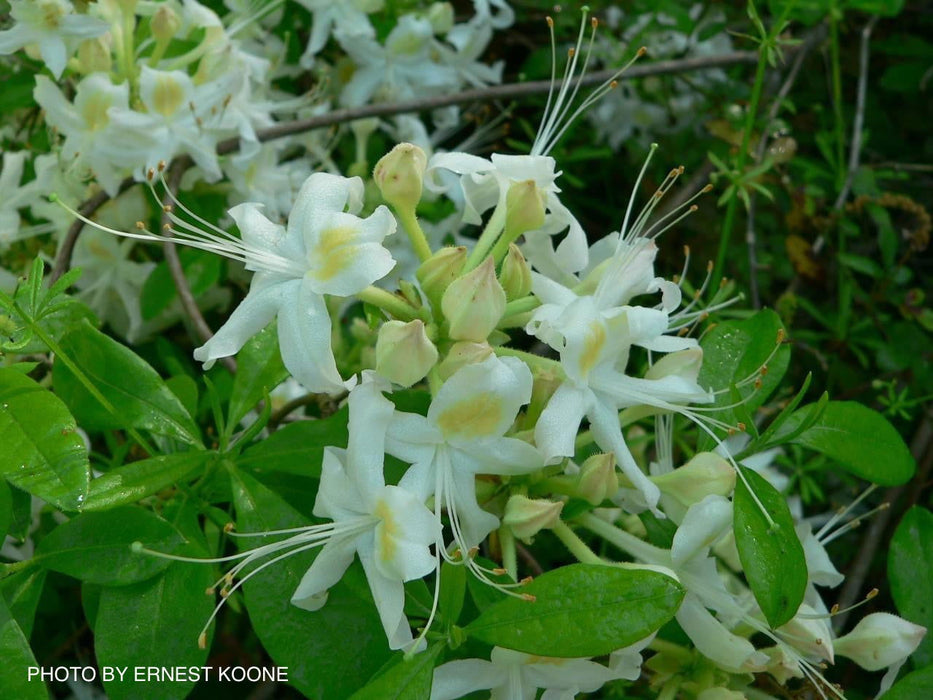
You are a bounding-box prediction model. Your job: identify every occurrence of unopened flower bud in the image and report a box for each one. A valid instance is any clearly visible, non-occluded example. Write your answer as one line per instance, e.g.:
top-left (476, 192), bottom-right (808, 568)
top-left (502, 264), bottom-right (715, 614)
top-left (503, 495), bottom-right (563, 540)
top-left (441, 257), bottom-right (506, 342)
top-left (645, 346), bottom-right (705, 382)
top-left (375, 320), bottom-right (438, 388)
top-left (577, 453), bottom-right (618, 505)
top-left (505, 179), bottom-right (547, 239)
top-left (76, 37), bottom-right (111, 74)
top-left (417, 246), bottom-right (466, 310)
top-left (652, 452), bottom-right (735, 508)
top-left (373, 143), bottom-right (427, 212)
top-left (834, 613), bottom-right (926, 671)
top-left (499, 243), bottom-right (532, 301)
top-left (427, 2), bottom-right (454, 34)
top-left (437, 340), bottom-right (493, 380)
top-left (152, 5), bottom-right (182, 41)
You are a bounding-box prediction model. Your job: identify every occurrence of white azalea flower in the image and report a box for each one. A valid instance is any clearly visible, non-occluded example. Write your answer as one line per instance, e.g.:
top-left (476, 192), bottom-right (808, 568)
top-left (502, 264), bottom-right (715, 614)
top-left (385, 355), bottom-right (541, 560)
top-left (431, 646), bottom-right (621, 700)
top-left (59, 171), bottom-right (396, 394)
top-left (295, 0), bottom-right (381, 66)
top-left (0, 0), bottom-right (107, 79)
top-left (834, 612), bottom-right (926, 693)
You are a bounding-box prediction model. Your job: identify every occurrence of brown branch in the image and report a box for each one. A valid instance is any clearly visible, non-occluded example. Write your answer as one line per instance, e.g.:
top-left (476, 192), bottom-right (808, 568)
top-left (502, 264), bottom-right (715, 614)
top-left (49, 49), bottom-right (761, 283)
top-left (161, 160), bottom-right (238, 374)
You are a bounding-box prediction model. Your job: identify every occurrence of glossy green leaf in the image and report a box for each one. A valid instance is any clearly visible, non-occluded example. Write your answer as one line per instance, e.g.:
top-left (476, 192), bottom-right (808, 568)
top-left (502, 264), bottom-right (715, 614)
top-left (53, 322), bottom-right (202, 446)
top-left (776, 401), bottom-right (915, 486)
top-left (165, 375), bottom-right (199, 421)
top-left (0, 569), bottom-right (47, 639)
top-left (350, 643), bottom-right (443, 700)
top-left (0, 480), bottom-right (10, 539)
top-left (227, 324), bottom-right (289, 429)
top-left (232, 469), bottom-right (392, 699)
top-left (95, 556), bottom-right (214, 699)
top-left (889, 506), bottom-right (933, 667)
top-left (140, 248), bottom-right (222, 321)
top-left (0, 597), bottom-right (47, 700)
top-left (237, 406), bottom-right (348, 477)
top-left (0, 367), bottom-right (90, 511)
top-left (880, 664), bottom-right (933, 699)
top-left (36, 506), bottom-right (185, 586)
top-left (733, 467), bottom-right (807, 628)
top-left (465, 564), bottom-right (684, 657)
top-left (84, 452), bottom-right (214, 511)
top-left (439, 560), bottom-right (467, 628)
top-left (698, 309), bottom-right (789, 449)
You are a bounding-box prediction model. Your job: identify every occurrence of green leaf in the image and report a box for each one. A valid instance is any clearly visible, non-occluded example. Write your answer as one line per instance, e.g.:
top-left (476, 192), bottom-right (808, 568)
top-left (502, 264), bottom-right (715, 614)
top-left (350, 643), bottom-right (443, 700)
top-left (880, 664), bottom-right (933, 699)
top-left (95, 556), bottom-right (214, 700)
top-left (140, 248), bottom-right (222, 321)
top-left (0, 597), bottom-right (47, 700)
top-left (439, 560), bottom-right (467, 628)
top-left (232, 469), bottom-right (392, 699)
top-left (0, 480), bottom-right (10, 539)
top-left (465, 564), bottom-right (684, 657)
top-left (698, 310), bottom-right (789, 450)
top-left (733, 467), bottom-right (807, 628)
top-left (84, 452), bottom-right (214, 511)
top-left (36, 506), bottom-right (185, 586)
top-left (227, 324), bottom-right (289, 430)
top-left (0, 367), bottom-right (90, 511)
top-left (165, 375), bottom-right (199, 420)
top-left (0, 569), bottom-right (47, 639)
top-left (53, 321), bottom-right (202, 446)
top-left (888, 507), bottom-right (933, 668)
top-left (776, 401), bottom-right (915, 486)
top-left (237, 406), bottom-right (348, 477)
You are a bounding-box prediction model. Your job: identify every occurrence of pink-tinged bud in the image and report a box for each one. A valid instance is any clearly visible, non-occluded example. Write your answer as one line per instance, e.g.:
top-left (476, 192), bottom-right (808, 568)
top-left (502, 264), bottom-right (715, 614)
top-left (437, 340), bottom-right (493, 380)
top-left (504, 179), bottom-right (546, 239)
top-left (652, 452), bottom-right (735, 508)
top-left (417, 246), bottom-right (466, 311)
top-left (373, 143), bottom-right (427, 212)
top-left (834, 613), bottom-right (926, 671)
top-left (441, 257), bottom-right (506, 342)
top-left (375, 320), bottom-right (438, 388)
top-left (503, 495), bottom-right (563, 540)
top-left (499, 243), bottom-right (532, 301)
top-left (577, 453), bottom-right (619, 505)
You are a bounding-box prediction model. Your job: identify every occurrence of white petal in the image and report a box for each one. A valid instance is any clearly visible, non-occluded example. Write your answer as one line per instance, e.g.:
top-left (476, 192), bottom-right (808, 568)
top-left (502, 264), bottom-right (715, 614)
top-left (37, 36), bottom-right (67, 80)
top-left (372, 485), bottom-right (439, 580)
top-left (277, 277), bottom-right (351, 394)
top-left (358, 551), bottom-right (412, 650)
top-left (671, 495), bottom-right (733, 567)
top-left (193, 275), bottom-right (292, 368)
top-left (290, 536), bottom-right (357, 610)
top-left (346, 379), bottom-right (395, 499)
top-left (430, 660), bottom-right (501, 700)
top-left (676, 596), bottom-right (768, 673)
top-left (534, 383), bottom-right (588, 463)
top-left (314, 447), bottom-right (365, 521)
top-left (455, 436), bottom-right (541, 476)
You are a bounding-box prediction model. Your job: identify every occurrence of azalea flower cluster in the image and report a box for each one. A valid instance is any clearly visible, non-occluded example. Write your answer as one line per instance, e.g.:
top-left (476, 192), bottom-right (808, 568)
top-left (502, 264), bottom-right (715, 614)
top-left (0, 0), bottom-right (515, 335)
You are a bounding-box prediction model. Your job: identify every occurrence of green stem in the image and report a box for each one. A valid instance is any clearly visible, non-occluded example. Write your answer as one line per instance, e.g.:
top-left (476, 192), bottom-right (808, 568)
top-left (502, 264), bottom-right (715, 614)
top-left (356, 286), bottom-right (424, 322)
top-left (395, 208), bottom-right (433, 263)
top-left (499, 526), bottom-right (518, 581)
top-left (551, 520), bottom-right (604, 565)
top-left (488, 226), bottom-right (522, 266)
top-left (494, 346), bottom-right (563, 376)
top-left (713, 51), bottom-right (768, 288)
top-left (577, 512), bottom-right (671, 565)
top-left (502, 296), bottom-right (541, 319)
top-left (464, 201), bottom-right (507, 272)
top-left (829, 12), bottom-right (846, 192)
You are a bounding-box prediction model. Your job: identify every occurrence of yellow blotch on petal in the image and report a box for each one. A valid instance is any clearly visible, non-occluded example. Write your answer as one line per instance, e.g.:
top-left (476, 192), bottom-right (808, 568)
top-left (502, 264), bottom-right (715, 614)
top-left (578, 321), bottom-right (606, 377)
top-left (436, 392), bottom-right (502, 439)
top-left (81, 92), bottom-right (113, 132)
top-left (312, 226), bottom-right (357, 282)
top-left (152, 75), bottom-right (185, 117)
top-left (373, 500), bottom-right (397, 563)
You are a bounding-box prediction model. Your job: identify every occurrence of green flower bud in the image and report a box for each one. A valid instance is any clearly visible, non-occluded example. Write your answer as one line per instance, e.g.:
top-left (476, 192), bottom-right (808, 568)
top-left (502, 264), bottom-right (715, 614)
top-left (441, 257), bottom-right (506, 342)
top-left (504, 179), bottom-right (546, 239)
top-left (427, 2), bottom-right (454, 34)
top-left (498, 243), bottom-right (532, 301)
top-left (76, 37), bottom-right (111, 74)
top-left (437, 340), bottom-right (493, 380)
top-left (375, 319), bottom-right (438, 388)
top-left (577, 453), bottom-right (619, 505)
top-left (151, 5), bottom-right (181, 41)
top-left (651, 452), bottom-right (735, 512)
top-left (373, 142), bottom-right (427, 212)
top-left (417, 246), bottom-right (466, 311)
top-left (503, 495), bottom-right (563, 541)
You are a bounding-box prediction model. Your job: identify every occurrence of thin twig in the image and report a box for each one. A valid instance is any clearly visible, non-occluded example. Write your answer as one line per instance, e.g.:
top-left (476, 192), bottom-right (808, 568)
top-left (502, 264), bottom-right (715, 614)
top-left (49, 189), bottom-right (111, 285)
top-left (833, 411), bottom-right (933, 631)
top-left (161, 161), bottom-right (237, 374)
